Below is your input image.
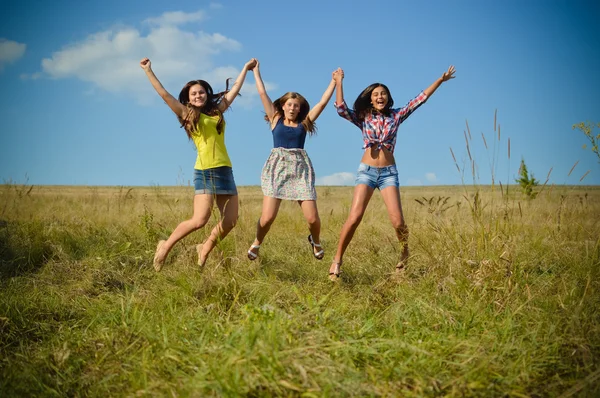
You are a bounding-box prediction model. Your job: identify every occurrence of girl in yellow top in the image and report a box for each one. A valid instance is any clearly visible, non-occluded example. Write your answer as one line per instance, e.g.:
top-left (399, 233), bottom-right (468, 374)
top-left (140, 57), bottom-right (257, 271)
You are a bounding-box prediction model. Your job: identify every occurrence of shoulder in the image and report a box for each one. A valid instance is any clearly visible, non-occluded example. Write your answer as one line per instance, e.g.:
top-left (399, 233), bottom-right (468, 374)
top-left (270, 115), bottom-right (282, 130)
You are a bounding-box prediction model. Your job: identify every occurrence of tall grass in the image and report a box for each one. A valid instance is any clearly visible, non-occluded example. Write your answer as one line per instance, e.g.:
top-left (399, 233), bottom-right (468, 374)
top-left (1, 179), bottom-right (598, 397)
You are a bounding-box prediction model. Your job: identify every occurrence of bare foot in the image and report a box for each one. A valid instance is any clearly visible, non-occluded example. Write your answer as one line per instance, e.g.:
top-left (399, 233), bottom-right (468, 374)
top-left (196, 244), bottom-right (207, 267)
top-left (153, 240), bottom-right (167, 272)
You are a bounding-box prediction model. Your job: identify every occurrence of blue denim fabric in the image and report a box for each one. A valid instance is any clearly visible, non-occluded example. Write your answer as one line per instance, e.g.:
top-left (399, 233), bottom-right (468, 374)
top-left (355, 163), bottom-right (399, 190)
top-left (194, 167), bottom-right (238, 195)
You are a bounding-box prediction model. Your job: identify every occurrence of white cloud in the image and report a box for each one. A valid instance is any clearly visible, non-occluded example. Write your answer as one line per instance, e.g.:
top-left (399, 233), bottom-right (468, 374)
top-left (406, 178), bottom-right (423, 186)
top-left (425, 172), bottom-right (437, 182)
top-left (37, 9), bottom-right (267, 105)
top-left (317, 172), bottom-right (355, 186)
top-left (0, 38), bottom-right (26, 71)
top-left (144, 10), bottom-right (206, 26)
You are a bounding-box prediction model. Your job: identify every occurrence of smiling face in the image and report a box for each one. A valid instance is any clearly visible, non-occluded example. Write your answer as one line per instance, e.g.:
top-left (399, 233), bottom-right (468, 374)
top-left (282, 98), bottom-right (301, 122)
top-left (370, 86), bottom-right (389, 112)
top-left (188, 83), bottom-right (207, 107)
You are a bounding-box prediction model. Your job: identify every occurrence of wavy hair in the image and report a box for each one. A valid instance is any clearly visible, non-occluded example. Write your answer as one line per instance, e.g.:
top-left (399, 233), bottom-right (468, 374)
top-left (266, 92), bottom-right (316, 135)
top-left (353, 83), bottom-right (394, 120)
top-left (177, 79), bottom-right (232, 138)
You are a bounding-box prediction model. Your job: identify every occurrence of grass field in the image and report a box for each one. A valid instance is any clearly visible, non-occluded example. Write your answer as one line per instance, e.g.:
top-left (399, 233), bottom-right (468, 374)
top-left (1, 183), bottom-right (599, 397)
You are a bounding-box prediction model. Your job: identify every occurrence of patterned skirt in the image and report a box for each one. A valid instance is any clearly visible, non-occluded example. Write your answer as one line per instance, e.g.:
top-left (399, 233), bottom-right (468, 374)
top-left (261, 148), bottom-right (317, 201)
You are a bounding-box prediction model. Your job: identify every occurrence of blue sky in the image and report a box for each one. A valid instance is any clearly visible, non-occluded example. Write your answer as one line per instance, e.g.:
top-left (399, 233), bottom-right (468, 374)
top-left (1, 0), bottom-right (599, 187)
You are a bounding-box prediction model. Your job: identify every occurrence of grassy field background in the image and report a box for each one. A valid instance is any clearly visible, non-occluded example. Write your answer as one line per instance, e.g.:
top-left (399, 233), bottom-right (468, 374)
top-left (1, 183), bottom-right (599, 397)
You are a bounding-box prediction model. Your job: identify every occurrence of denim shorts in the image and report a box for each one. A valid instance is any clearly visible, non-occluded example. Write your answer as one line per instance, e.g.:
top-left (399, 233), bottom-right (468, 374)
top-left (355, 163), bottom-right (400, 190)
top-left (194, 167), bottom-right (238, 195)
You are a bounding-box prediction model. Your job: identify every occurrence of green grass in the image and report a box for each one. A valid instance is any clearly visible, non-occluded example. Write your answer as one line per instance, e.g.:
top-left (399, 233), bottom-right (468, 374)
top-left (1, 184), bottom-right (599, 397)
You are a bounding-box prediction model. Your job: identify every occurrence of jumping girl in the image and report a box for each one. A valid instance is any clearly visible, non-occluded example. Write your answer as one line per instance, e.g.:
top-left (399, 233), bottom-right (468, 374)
top-left (328, 65), bottom-right (456, 280)
top-left (140, 57), bottom-right (257, 271)
top-left (246, 61), bottom-right (343, 261)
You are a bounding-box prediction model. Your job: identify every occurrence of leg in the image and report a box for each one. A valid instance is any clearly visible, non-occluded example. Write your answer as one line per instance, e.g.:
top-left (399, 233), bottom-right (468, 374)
top-left (329, 184), bottom-right (375, 275)
top-left (380, 186), bottom-right (409, 271)
top-left (298, 200), bottom-right (324, 259)
top-left (154, 194), bottom-right (214, 271)
top-left (248, 196), bottom-right (282, 259)
top-left (197, 194), bottom-right (239, 266)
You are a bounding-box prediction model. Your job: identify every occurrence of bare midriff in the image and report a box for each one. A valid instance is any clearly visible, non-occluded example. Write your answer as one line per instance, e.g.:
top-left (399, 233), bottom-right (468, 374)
top-left (360, 146), bottom-right (396, 167)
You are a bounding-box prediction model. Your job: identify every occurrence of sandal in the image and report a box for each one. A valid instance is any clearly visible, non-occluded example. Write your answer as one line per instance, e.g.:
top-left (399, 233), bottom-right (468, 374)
top-left (247, 244), bottom-right (260, 261)
top-left (307, 235), bottom-right (324, 260)
top-left (329, 260), bottom-right (342, 281)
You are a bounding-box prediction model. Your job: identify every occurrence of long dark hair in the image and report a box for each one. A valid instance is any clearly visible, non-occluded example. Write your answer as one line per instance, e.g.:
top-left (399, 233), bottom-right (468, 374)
top-left (267, 92), bottom-right (316, 135)
top-left (353, 83), bottom-right (394, 119)
top-left (177, 79), bottom-right (232, 138)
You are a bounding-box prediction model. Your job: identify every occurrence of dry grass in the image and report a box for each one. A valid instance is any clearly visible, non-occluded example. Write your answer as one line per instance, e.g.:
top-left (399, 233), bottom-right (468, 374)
top-left (1, 182), bottom-right (599, 397)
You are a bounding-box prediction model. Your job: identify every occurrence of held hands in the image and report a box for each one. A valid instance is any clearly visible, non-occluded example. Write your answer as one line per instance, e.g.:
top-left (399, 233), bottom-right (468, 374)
top-left (441, 65), bottom-right (456, 82)
top-left (332, 67), bottom-right (344, 83)
top-left (140, 58), bottom-right (151, 71)
top-left (245, 58), bottom-right (258, 71)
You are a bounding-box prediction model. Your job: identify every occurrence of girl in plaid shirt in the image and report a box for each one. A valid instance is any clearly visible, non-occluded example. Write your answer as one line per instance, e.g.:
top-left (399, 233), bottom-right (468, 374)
top-left (328, 66), bottom-right (456, 280)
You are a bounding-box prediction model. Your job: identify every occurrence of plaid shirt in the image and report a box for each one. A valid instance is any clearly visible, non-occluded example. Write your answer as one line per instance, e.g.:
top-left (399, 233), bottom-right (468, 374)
top-left (335, 91), bottom-right (428, 153)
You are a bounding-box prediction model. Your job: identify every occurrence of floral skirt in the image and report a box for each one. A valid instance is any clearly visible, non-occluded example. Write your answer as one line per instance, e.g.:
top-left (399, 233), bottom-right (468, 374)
top-left (261, 148), bottom-right (317, 201)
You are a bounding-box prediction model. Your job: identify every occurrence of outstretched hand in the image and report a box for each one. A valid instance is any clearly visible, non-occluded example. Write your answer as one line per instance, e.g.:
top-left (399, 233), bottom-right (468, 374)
top-left (332, 67), bottom-right (344, 83)
top-left (442, 65), bottom-right (456, 82)
top-left (140, 58), bottom-right (151, 71)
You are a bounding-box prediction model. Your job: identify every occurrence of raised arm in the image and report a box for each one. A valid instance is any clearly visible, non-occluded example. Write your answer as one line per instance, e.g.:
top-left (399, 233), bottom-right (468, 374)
top-left (423, 65), bottom-right (456, 98)
top-left (219, 58), bottom-right (257, 112)
top-left (307, 68), bottom-right (340, 122)
top-left (394, 66), bottom-right (455, 123)
top-left (334, 67), bottom-right (345, 107)
top-left (140, 58), bottom-right (187, 119)
top-left (333, 68), bottom-right (361, 127)
top-left (252, 61), bottom-right (276, 121)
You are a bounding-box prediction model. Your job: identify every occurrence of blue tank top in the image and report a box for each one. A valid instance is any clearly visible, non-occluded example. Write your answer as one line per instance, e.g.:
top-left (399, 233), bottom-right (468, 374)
top-left (272, 117), bottom-right (307, 149)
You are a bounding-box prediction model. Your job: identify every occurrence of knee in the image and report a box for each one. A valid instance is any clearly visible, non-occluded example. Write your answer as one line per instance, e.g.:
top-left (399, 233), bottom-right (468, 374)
top-left (222, 216), bottom-right (238, 232)
top-left (190, 217), bottom-right (210, 230)
top-left (259, 214), bottom-right (276, 228)
top-left (306, 214), bottom-right (320, 226)
top-left (347, 212), bottom-right (364, 228)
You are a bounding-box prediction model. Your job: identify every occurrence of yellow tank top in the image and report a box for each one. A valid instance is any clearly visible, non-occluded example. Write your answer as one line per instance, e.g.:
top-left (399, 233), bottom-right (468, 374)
top-left (191, 113), bottom-right (232, 170)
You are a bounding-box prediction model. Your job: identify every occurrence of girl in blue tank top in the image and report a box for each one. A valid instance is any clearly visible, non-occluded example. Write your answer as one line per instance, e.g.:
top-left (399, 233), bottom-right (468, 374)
top-left (271, 117), bottom-right (307, 149)
top-left (246, 60), bottom-right (343, 262)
